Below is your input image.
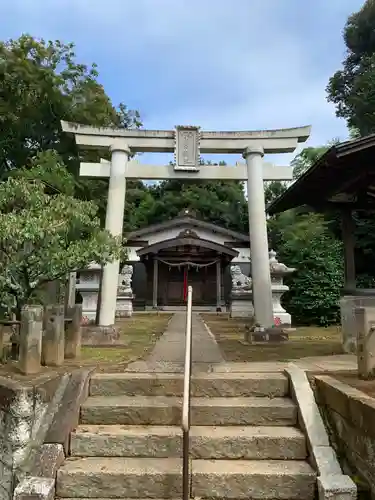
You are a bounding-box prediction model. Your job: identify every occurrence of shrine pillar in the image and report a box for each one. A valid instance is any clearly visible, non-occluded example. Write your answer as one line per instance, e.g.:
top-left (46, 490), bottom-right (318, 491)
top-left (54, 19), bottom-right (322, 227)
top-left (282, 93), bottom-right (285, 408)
top-left (152, 257), bottom-right (158, 308)
top-left (243, 145), bottom-right (274, 327)
top-left (99, 142), bottom-right (131, 326)
top-left (216, 259), bottom-right (222, 310)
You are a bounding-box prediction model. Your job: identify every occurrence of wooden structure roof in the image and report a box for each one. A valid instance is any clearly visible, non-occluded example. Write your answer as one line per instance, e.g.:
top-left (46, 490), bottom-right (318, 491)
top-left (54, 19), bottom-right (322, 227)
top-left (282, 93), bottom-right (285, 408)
top-left (267, 134), bottom-right (375, 215)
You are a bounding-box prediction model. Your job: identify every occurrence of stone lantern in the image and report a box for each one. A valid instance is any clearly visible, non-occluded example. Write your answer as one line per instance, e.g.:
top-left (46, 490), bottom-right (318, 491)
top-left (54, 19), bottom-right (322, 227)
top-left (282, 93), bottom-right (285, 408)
top-left (269, 250), bottom-right (296, 326)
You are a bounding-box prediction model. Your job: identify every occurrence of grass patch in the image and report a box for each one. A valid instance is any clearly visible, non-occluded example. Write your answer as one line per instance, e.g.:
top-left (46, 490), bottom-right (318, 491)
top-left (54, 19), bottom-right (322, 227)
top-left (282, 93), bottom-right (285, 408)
top-left (79, 313), bottom-right (173, 371)
top-left (201, 313), bottom-right (343, 362)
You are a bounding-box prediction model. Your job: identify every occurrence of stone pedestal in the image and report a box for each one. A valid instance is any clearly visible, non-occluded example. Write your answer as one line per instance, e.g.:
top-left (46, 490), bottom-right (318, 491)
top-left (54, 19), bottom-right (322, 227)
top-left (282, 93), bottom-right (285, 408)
top-left (19, 306), bottom-right (43, 375)
top-left (116, 264), bottom-right (134, 318)
top-left (116, 294), bottom-right (133, 318)
top-left (230, 266), bottom-right (254, 318)
top-left (77, 263), bottom-right (134, 322)
top-left (42, 304), bottom-right (65, 367)
top-left (230, 292), bottom-right (254, 318)
top-left (76, 263), bottom-right (101, 323)
top-left (272, 283), bottom-right (291, 326)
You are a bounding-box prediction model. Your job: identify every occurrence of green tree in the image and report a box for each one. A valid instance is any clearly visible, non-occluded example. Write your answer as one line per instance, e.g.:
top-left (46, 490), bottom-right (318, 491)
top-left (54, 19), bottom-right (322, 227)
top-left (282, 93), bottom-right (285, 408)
top-left (0, 34), bottom-right (142, 223)
top-left (327, 0), bottom-right (375, 135)
top-left (123, 180), bottom-right (157, 233)
top-left (147, 178), bottom-right (249, 233)
top-left (291, 140), bottom-right (340, 179)
top-left (0, 153), bottom-right (124, 319)
top-left (264, 181), bottom-right (288, 205)
top-left (0, 34), bottom-right (141, 176)
top-left (269, 211), bottom-right (344, 325)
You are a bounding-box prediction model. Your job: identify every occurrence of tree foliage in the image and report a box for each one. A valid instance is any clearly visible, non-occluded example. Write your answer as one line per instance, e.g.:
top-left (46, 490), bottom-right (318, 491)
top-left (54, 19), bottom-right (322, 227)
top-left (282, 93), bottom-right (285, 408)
top-left (0, 153), bottom-right (124, 318)
top-left (122, 161), bottom-right (250, 234)
top-left (264, 181), bottom-right (288, 205)
top-left (291, 139), bottom-right (340, 179)
top-left (269, 210), bottom-right (344, 325)
top-left (146, 178), bottom-right (249, 233)
top-left (0, 34), bottom-right (142, 226)
top-left (327, 0), bottom-right (375, 135)
top-left (0, 35), bottom-right (141, 177)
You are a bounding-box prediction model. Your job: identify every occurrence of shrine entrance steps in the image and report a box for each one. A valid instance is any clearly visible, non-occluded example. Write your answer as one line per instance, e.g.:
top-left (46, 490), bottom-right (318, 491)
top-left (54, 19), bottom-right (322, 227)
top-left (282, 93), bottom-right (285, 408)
top-left (55, 370), bottom-right (316, 499)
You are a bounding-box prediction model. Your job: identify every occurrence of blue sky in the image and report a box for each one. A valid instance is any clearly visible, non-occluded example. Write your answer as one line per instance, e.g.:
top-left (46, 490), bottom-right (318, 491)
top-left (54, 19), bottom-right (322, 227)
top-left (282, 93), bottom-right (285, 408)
top-left (1, 0), bottom-right (366, 166)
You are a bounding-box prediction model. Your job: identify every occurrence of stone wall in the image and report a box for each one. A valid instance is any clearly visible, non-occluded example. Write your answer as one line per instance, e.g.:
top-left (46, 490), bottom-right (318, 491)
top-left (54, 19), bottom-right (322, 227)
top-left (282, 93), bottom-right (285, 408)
top-left (0, 369), bottom-right (92, 500)
top-left (0, 375), bottom-right (58, 500)
top-left (314, 375), bottom-right (375, 497)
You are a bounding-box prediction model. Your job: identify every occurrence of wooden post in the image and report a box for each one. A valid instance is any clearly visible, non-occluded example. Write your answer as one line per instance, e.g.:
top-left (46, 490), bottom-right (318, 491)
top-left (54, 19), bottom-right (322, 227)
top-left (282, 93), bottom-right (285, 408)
top-left (341, 208), bottom-right (356, 291)
top-left (216, 260), bottom-right (222, 311)
top-left (152, 258), bottom-right (158, 308)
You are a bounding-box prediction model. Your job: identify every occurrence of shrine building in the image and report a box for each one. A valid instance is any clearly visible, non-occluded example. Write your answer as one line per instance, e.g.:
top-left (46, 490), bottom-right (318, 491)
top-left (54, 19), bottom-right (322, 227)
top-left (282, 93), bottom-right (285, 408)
top-left (126, 210), bottom-right (250, 310)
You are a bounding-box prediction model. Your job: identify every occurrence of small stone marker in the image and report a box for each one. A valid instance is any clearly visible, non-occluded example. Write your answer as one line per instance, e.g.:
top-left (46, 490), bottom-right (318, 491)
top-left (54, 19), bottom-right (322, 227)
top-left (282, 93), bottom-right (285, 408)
top-left (42, 304), bottom-right (65, 366)
top-left (247, 323), bottom-right (289, 343)
top-left (19, 305), bottom-right (43, 374)
top-left (64, 304), bottom-right (82, 359)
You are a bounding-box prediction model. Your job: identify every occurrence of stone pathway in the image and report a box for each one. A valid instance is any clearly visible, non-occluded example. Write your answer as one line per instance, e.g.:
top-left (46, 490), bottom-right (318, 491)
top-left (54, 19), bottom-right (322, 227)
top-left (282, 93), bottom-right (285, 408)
top-left (126, 312), bottom-right (224, 372)
top-left (212, 354), bottom-right (357, 373)
top-left (126, 312), bottom-right (357, 375)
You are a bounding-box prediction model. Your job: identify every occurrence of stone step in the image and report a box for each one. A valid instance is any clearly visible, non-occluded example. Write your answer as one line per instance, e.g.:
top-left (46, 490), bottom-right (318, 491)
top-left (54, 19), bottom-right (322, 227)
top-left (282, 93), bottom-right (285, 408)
top-left (191, 459), bottom-right (316, 499)
top-left (56, 457), bottom-right (315, 499)
top-left (89, 372), bottom-right (289, 397)
top-left (56, 457), bottom-right (182, 498)
top-left (71, 424), bottom-right (307, 459)
top-left (80, 396), bottom-right (297, 426)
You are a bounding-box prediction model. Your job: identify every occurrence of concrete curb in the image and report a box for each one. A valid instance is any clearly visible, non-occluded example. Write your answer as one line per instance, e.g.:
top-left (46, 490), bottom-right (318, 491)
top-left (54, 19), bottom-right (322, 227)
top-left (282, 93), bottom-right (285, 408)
top-left (285, 363), bottom-right (357, 500)
top-left (200, 315), bottom-right (220, 343)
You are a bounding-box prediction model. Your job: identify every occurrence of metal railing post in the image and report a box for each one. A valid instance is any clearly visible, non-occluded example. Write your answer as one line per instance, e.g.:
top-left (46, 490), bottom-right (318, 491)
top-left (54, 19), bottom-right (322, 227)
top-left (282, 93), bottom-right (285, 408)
top-left (182, 286), bottom-right (193, 500)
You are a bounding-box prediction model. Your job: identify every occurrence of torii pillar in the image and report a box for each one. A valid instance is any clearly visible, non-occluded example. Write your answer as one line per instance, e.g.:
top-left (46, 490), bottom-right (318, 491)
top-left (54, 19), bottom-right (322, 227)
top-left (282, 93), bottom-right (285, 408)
top-left (99, 142), bottom-right (131, 326)
top-left (244, 146), bottom-right (274, 327)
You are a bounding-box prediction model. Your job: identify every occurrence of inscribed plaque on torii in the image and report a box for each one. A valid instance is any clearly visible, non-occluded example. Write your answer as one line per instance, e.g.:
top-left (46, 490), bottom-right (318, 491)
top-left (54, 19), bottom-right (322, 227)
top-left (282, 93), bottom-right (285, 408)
top-left (174, 125), bottom-right (200, 171)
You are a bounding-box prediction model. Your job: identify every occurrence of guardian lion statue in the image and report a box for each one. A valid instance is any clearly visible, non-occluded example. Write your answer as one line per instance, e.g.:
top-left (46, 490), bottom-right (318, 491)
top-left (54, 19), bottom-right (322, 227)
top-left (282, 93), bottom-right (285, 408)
top-left (230, 265), bottom-right (252, 291)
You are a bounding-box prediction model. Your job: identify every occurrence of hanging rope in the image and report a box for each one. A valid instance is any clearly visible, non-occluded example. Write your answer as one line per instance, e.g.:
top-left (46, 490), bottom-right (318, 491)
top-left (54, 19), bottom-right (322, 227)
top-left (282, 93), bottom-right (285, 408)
top-left (156, 257), bottom-right (220, 269)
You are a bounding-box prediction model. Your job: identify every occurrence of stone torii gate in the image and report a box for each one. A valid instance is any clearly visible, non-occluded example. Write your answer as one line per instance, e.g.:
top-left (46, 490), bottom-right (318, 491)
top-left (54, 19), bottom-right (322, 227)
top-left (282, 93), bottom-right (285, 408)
top-left (61, 122), bottom-right (311, 328)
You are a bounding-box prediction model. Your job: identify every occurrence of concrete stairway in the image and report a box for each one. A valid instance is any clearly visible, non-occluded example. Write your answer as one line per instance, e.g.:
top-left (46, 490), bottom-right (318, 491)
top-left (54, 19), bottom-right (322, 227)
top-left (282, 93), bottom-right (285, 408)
top-left (56, 371), bottom-right (316, 499)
